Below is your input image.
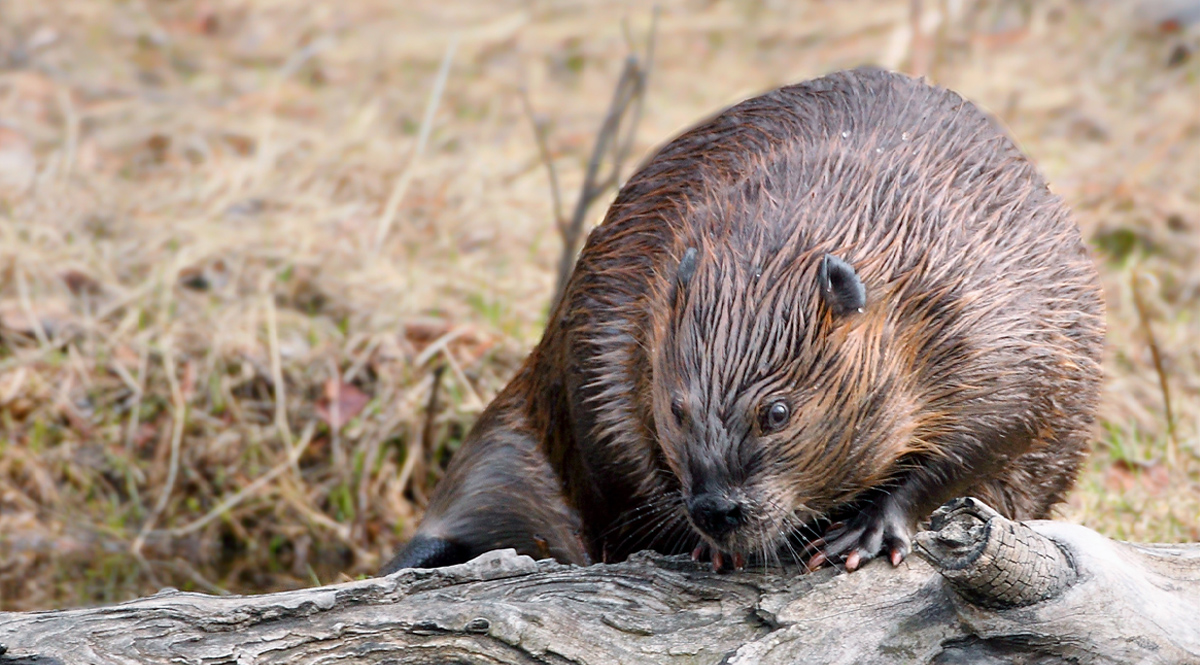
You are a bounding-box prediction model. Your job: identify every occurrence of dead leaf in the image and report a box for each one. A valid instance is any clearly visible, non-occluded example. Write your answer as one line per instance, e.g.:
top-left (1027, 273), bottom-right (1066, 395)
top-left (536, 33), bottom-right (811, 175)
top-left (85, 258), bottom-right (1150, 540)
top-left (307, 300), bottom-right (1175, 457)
top-left (0, 368), bottom-right (29, 406)
top-left (0, 298), bottom-right (72, 340)
top-left (146, 134), bottom-right (171, 164)
top-left (1105, 459), bottom-right (1171, 496)
top-left (1104, 460), bottom-right (1137, 493)
top-left (403, 318), bottom-right (452, 346)
top-left (112, 345), bottom-right (141, 371)
top-left (0, 126), bottom-right (36, 195)
top-left (179, 259), bottom-right (229, 292)
top-left (180, 359), bottom-right (198, 403)
top-left (75, 138), bottom-right (109, 174)
top-left (1141, 462), bottom-right (1171, 496)
top-left (316, 379), bottom-right (370, 429)
top-left (222, 133), bottom-right (256, 157)
top-left (61, 270), bottom-right (102, 296)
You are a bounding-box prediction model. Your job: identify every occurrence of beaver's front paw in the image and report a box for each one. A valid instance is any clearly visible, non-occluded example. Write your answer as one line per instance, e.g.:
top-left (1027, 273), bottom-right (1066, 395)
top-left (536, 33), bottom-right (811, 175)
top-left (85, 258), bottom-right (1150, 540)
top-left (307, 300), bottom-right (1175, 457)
top-left (806, 500), bottom-right (911, 572)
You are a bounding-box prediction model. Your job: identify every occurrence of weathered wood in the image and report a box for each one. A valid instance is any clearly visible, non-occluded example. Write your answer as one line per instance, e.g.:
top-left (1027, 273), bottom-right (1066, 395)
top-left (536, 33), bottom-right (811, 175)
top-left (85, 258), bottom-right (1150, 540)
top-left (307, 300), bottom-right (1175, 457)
top-left (0, 499), bottom-right (1197, 664)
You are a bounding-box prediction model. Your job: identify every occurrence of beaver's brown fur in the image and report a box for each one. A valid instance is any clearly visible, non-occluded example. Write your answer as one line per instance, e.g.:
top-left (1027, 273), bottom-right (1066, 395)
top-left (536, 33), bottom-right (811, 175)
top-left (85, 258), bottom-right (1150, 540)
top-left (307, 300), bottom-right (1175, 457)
top-left (381, 67), bottom-right (1104, 574)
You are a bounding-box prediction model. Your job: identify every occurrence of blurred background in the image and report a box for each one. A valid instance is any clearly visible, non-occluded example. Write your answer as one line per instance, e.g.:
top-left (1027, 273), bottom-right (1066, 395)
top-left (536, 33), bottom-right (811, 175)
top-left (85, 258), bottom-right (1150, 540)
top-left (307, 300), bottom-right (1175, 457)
top-left (0, 0), bottom-right (1197, 611)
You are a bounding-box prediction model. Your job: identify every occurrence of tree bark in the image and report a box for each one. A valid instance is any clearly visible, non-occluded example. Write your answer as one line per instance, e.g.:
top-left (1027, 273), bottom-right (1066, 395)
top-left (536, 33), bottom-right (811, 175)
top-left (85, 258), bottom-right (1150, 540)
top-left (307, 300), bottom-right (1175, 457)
top-left (1, 498), bottom-right (1197, 664)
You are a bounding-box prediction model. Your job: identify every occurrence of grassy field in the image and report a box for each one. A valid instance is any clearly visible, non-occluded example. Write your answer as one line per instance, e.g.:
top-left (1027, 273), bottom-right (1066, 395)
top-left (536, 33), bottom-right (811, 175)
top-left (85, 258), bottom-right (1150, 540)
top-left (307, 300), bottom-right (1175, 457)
top-left (0, 0), bottom-right (1197, 611)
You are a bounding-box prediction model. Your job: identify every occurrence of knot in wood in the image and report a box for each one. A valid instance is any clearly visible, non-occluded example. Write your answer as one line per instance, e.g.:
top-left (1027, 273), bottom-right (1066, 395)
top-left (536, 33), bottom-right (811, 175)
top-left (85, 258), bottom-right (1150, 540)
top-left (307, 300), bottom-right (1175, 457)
top-left (464, 617), bottom-right (491, 633)
top-left (933, 517), bottom-right (985, 549)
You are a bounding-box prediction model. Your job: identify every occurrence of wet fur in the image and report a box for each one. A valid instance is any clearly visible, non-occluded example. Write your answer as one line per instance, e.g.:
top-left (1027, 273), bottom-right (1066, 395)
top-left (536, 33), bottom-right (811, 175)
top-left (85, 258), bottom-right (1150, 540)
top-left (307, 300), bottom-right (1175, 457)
top-left (381, 67), bottom-right (1103, 573)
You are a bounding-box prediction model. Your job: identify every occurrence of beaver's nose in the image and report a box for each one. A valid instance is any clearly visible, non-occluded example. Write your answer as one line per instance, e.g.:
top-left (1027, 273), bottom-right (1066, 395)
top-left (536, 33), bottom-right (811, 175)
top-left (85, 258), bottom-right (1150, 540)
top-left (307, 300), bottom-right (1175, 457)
top-left (688, 493), bottom-right (745, 539)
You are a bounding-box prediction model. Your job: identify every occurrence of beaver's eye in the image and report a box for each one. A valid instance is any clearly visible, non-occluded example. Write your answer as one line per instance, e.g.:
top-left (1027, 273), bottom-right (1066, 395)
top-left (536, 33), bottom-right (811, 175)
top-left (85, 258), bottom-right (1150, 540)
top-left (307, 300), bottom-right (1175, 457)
top-left (671, 398), bottom-right (686, 426)
top-left (760, 400), bottom-right (791, 433)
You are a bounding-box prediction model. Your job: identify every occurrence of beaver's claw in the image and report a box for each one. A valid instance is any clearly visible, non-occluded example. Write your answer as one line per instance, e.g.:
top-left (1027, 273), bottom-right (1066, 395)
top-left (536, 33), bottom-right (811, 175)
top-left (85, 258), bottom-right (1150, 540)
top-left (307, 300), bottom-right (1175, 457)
top-left (805, 501), bottom-right (911, 572)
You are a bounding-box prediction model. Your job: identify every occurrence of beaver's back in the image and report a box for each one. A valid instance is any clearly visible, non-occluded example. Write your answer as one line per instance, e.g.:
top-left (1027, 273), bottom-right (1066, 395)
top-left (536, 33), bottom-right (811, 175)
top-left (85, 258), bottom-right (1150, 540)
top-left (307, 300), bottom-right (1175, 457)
top-left (545, 67), bottom-right (1103, 561)
top-left (382, 67), bottom-right (1103, 573)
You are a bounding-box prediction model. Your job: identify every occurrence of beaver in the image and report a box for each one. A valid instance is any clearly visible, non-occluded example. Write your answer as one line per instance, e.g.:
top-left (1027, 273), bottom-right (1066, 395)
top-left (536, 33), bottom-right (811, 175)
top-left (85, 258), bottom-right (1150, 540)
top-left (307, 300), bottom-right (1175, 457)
top-left (381, 66), bottom-right (1104, 575)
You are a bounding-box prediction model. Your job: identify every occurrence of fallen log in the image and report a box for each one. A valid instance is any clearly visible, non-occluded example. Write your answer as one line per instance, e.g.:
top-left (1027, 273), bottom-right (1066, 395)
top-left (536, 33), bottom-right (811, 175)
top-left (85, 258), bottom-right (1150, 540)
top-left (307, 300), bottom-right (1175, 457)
top-left (1, 498), bottom-right (1197, 664)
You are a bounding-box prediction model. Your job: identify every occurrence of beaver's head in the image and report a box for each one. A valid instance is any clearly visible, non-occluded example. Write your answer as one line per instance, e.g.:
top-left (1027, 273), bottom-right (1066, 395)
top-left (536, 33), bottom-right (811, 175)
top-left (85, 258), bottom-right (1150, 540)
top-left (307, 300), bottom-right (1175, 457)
top-left (650, 233), bottom-right (918, 558)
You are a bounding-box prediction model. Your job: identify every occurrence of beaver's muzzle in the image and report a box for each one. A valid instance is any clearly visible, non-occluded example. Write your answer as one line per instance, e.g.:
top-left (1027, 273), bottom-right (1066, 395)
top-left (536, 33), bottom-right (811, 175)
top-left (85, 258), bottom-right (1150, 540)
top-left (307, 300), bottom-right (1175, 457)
top-left (687, 492), bottom-right (747, 540)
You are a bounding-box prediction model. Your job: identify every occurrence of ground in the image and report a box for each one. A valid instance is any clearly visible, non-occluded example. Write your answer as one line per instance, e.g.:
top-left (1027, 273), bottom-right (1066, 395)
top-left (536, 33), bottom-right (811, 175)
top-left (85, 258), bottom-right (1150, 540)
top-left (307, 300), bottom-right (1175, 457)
top-left (0, 0), bottom-right (1197, 610)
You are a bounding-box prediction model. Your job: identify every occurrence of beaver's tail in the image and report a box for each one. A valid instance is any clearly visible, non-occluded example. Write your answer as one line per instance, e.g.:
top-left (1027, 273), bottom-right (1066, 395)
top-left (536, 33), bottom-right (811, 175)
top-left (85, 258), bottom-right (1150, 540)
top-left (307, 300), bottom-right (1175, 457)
top-left (376, 392), bottom-right (589, 576)
top-left (378, 535), bottom-right (472, 574)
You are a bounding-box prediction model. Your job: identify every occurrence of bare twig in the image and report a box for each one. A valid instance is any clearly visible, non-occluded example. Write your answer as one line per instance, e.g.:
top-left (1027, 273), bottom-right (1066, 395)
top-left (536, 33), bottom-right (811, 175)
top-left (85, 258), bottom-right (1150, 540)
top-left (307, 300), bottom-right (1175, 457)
top-left (420, 366), bottom-right (445, 456)
top-left (397, 366), bottom-right (444, 504)
top-left (909, 0), bottom-right (929, 78)
top-left (166, 420), bottom-right (317, 538)
top-left (358, 382), bottom-right (400, 518)
top-left (440, 343), bottom-right (483, 411)
top-left (553, 60), bottom-right (638, 304)
top-left (57, 84), bottom-right (79, 185)
top-left (343, 334), bottom-right (382, 385)
top-left (132, 333), bottom-right (186, 556)
top-left (612, 11), bottom-right (656, 189)
top-left (519, 87), bottom-right (566, 234)
top-left (122, 338), bottom-right (150, 458)
top-left (416, 364), bottom-right (445, 501)
top-left (255, 37), bottom-right (333, 185)
top-left (413, 326), bottom-right (469, 367)
top-left (278, 473), bottom-right (353, 543)
top-left (15, 267), bottom-right (50, 349)
top-left (374, 34), bottom-right (459, 251)
top-left (264, 290), bottom-right (296, 474)
top-left (1130, 269), bottom-right (1177, 464)
top-left (543, 9), bottom-right (658, 309)
top-left (159, 558), bottom-right (231, 597)
top-left (327, 357), bottom-right (347, 482)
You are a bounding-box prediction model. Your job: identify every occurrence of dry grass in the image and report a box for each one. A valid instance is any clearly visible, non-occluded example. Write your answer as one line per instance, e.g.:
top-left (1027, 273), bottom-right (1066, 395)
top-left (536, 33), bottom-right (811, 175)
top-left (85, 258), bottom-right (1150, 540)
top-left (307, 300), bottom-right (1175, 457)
top-left (0, 0), bottom-right (1197, 611)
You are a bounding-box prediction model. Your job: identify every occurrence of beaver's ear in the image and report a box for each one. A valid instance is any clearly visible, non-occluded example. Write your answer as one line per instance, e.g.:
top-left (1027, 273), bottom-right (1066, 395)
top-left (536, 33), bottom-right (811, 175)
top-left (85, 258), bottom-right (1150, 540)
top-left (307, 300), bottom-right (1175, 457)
top-left (671, 247), bottom-right (698, 309)
top-left (819, 254), bottom-right (865, 316)
top-left (677, 247), bottom-right (698, 287)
